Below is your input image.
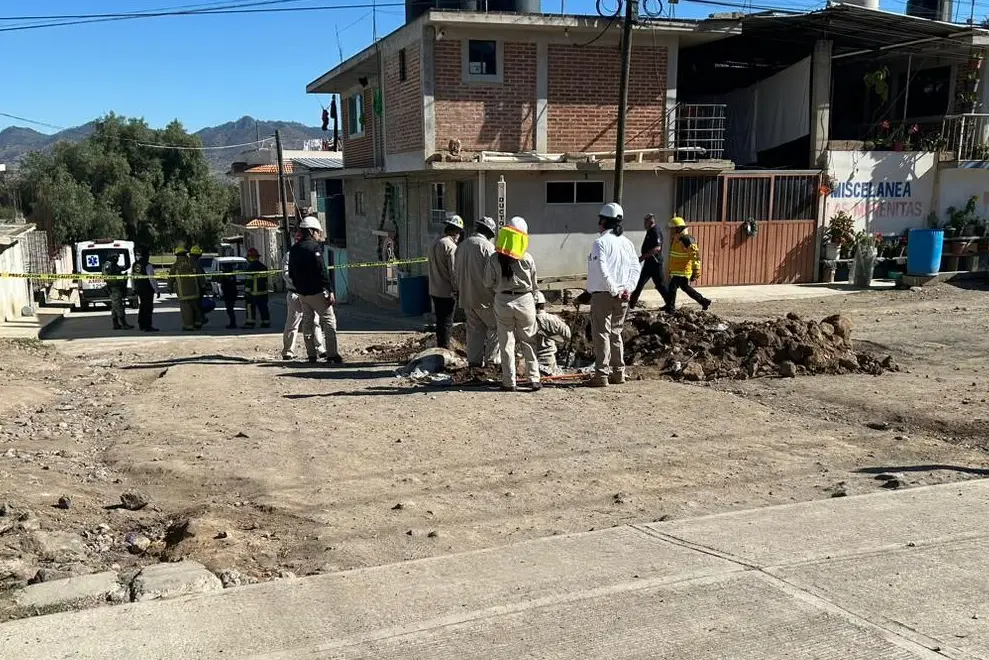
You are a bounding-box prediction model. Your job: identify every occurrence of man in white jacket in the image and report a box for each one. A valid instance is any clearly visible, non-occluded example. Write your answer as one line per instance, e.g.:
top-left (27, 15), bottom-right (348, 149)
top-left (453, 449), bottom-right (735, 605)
top-left (282, 218), bottom-right (326, 361)
top-left (586, 202), bottom-right (640, 387)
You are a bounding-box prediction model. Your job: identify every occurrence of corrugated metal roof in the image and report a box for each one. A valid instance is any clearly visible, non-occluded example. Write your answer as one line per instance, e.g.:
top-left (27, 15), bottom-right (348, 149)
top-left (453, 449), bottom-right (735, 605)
top-left (292, 156), bottom-right (344, 170)
top-left (742, 4), bottom-right (987, 57)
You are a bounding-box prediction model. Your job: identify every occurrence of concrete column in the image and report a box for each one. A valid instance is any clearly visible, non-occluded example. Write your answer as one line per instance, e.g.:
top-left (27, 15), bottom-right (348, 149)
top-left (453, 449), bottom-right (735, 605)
top-left (665, 38), bottom-right (679, 155)
top-left (977, 48), bottom-right (989, 144)
top-left (535, 42), bottom-right (548, 153)
top-left (422, 27), bottom-right (436, 162)
top-left (809, 40), bottom-right (832, 169)
top-left (477, 170), bottom-right (487, 221)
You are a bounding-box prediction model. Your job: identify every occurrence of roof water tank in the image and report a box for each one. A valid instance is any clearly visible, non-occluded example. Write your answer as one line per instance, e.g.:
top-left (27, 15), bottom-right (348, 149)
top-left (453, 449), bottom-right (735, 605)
top-left (839, 0), bottom-right (880, 10)
top-left (485, 0), bottom-right (541, 12)
top-left (906, 0), bottom-right (953, 21)
top-left (406, 0), bottom-right (478, 23)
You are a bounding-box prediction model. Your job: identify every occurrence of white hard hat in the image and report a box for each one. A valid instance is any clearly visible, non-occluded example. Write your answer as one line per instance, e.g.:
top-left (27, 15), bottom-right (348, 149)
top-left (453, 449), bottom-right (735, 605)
top-left (533, 290), bottom-right (546, 305)
top-left (508, 216), bottom-right (528, 235)
top-left (444, 214), bottom-right (465, 230)
top-left (599, 202), bottom-right (624, 220)
top-left (476, 216), bottom-right (497, 235)
top-left (300, 216), bottom-right (322, 231)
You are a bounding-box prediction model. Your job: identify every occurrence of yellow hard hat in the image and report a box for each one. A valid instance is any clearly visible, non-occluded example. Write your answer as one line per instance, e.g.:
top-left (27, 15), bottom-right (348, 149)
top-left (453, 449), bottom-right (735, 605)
top-left (669, 216), bottom-right (687, 229)
top-left (174, 246), bottom-right (188, 256)
top-left (190, 246), bottom-right (203, 256)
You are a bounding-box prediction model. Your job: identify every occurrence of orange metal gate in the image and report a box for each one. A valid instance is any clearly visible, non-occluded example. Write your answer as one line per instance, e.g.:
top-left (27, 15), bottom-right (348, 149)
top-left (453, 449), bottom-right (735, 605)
top-left (674, 172), bottom-right (820, 286)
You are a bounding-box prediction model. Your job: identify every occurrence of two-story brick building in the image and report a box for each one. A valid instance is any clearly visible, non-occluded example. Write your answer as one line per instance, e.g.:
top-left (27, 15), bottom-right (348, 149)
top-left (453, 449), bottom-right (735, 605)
top-left (307, 10), bottom-right (737, 306)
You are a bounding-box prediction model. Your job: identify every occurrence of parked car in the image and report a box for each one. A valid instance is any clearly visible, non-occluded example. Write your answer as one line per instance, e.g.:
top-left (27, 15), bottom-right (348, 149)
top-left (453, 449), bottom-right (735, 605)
top-left (208, 256), bottom-right (249, 298)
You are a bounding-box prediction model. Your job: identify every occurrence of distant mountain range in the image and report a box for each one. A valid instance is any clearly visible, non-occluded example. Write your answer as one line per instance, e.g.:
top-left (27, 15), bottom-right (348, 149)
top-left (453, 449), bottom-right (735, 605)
top-left (0, 115), bottom-right (327, 174)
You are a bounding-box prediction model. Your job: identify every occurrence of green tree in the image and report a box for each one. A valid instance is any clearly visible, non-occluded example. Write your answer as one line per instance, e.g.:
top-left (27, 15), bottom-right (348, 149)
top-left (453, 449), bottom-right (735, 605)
top-left (16, 114), bottom-right (240, 252)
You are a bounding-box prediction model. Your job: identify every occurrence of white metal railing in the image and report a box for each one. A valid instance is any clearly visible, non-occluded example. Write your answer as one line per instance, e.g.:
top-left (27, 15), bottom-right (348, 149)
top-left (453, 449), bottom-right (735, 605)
top-left (670, 103), bottom-right (727, 162)
top-left (942, 113), bottom-right (989, 160)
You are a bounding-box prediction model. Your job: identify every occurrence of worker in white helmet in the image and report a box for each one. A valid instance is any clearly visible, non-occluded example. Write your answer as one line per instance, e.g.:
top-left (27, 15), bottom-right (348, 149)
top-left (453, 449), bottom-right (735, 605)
top-left (454, 216), bottom-right (500, 368)
top-left (428, 213), bottom-right (464, 349)
top-left (287, 215), bottom-right (343, 364)
top-left (533, 290), bottom-right (571, 376)
top-left (483, 216), bottom-right (541, 392)
top-left (585, 202), bottom-right (640, 387)
top-left (282, 218), bottom-right (326, 362)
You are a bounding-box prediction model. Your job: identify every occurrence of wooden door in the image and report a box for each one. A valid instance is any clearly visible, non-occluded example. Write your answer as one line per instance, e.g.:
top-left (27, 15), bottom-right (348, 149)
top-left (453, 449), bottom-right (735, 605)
top-left (674, 172), bottom-right (819, 286)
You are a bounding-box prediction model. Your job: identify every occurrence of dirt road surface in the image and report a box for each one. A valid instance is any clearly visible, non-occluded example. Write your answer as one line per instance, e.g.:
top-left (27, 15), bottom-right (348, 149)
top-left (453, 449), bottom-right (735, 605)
top-left (2, 285), bottom-right (988, 619)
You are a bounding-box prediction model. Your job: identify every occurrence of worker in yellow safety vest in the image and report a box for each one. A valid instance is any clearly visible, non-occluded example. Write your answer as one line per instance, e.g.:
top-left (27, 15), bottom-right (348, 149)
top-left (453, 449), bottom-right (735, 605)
top-left (665, 216), bottom-right (712, 313)
top-left (243, 247), bottom-right (271, 329)
top-left (168, 247), bottom-right (203, 331)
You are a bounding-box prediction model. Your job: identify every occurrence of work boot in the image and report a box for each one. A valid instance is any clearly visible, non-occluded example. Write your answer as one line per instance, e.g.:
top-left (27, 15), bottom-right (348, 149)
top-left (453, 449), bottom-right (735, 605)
top-left (608, 371), bottom-right (626, 385)
top-left (260, 321), bottom-right (271, 328)
top-left (122, 324), bottom-right (134, 330)
top-left (144, 327), bottom-right (160, 333)
top-left (660, 305), bottom-right (675, 314)
top-left (529, 381), bottom-right (543, 392)
top-left (112, 324), bottom-right (122, 330)
top-left (326, 354), bottom-right (344, 365)
top-left (225, 323), bottom-right (237, 330)
top-left (282, 354), bottom-right (295, 361)
top-left (701, 299), bottom-right (712, 311)
top-left (587, 374), bottom-right (608, 388)
top-left (500, 384), bottom-right (517, 392)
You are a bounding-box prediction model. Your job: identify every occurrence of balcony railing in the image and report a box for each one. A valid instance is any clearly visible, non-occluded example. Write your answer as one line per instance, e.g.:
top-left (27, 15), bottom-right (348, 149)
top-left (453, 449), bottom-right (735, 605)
top-left (670, 103), bottom-right (726, 162)
top-left (941, 114), bottom-right (989, 161)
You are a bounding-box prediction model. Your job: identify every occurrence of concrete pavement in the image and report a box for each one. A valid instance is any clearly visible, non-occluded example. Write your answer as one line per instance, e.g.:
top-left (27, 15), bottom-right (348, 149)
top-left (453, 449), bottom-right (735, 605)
top-left (3, 479), bottom-right (988, 659)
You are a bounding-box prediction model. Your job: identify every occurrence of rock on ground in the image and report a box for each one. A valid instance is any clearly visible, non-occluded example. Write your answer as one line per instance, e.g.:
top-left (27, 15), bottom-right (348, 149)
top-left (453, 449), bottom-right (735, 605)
top-left (23, 531), bottom-right (88, 563)
top-left (14, 571), bottom-right (125, 611)
top-left (130, 560), bottom-right (223, 602)
top-left (119, 490), bottom-right (150, 511)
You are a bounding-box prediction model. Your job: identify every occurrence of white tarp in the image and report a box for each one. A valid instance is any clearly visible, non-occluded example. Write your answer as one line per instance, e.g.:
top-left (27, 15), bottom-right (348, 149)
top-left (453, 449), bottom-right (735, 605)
top-left (725, 57), bottom-right (811, 165)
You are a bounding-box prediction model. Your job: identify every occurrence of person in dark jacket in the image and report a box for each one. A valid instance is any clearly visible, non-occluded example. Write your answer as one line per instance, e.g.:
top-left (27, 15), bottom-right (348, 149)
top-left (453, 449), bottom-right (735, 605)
top-left (628, 213), bottom-right (670, 309)
top-left (102, 255), bottom-right (133, 330)
top-left (219, 263), bottom-right (240, 329)
top-left (288, 217), bottom-right (342, 364)
top-left (243, 247), bottom-right (271, 329)
top-left (132, 249), bottom-right (160, 332)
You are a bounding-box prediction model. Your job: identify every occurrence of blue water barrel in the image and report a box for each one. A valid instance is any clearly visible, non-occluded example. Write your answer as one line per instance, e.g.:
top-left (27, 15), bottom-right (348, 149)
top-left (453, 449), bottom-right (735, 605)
top-left (398, 275), bottom-right (430, 316)
top-left (906, 229), bottom-right (944, 276)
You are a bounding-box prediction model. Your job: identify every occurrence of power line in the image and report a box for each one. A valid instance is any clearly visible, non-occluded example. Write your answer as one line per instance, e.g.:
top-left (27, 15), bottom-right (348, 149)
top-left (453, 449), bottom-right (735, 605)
top-left (0, 0), bottom-right (306, 21)
top-left (0, 1), bottom-right (405, 34)
top-left (124, 137), bottom-right (275, 150)
top-left (0, 112), bottom-right (67, 132)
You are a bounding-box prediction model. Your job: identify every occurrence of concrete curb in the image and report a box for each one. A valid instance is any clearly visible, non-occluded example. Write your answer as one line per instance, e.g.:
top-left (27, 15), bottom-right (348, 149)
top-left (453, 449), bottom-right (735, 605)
top-left (37, 307), bottom-right (72, 340)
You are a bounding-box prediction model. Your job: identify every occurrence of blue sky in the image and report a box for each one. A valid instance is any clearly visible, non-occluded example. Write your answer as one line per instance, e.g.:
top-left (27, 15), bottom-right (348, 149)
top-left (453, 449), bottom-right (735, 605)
top-left (1, 0), bottom-right (906, 134)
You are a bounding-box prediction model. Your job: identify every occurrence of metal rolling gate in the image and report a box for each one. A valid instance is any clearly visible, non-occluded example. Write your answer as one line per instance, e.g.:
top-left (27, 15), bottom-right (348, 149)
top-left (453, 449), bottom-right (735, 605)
top-left (673, 171), bottom-right (820, 286)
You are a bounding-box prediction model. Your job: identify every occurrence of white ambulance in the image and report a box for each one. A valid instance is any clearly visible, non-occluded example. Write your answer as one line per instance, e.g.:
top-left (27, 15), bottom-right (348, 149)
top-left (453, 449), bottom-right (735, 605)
top-left (73, 239), bottom-right (138, 310)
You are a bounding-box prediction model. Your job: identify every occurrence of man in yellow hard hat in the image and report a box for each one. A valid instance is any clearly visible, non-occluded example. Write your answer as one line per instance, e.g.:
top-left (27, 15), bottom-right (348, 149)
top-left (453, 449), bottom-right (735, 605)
top-left (666, 216), bottom-right (711, 313)
top-left (168, 247), bottom-right (201, 331)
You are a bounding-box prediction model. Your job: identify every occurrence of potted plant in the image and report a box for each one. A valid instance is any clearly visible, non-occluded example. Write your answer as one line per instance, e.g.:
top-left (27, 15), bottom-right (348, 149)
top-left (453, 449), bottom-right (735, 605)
top-left (824, 211), bottom-right (854, 259)
top-left (851, 231), bottom-right (881, 288)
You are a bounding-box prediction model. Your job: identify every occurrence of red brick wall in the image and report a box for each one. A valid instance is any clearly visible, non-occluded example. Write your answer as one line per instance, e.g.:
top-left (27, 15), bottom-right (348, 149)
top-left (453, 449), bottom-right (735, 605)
top-left (547, 43), bottom-right (667, 153)
top-left (343, 87), bottom-right (376, 168)
top-left (385, 44), bottom-right (424, 154)
top-left (433, 41), bottom-right (537, 153)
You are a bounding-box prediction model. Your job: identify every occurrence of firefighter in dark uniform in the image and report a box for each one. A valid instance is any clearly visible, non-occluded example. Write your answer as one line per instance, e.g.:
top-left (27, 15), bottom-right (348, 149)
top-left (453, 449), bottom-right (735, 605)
top-left (103, 255), bottom-right (133, 330)
top-left (243, 247), bottom-right (271, 329)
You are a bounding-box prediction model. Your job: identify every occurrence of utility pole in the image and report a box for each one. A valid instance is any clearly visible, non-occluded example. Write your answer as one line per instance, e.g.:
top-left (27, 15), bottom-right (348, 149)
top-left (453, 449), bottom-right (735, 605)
top-left (275, 129), bottom-right (291, 249)
top-left (613, 0), bottom-right (638, 205)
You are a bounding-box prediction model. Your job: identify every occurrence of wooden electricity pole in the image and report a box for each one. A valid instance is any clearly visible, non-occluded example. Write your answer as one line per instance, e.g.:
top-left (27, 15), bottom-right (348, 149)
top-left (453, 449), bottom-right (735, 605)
top-left (613, 0), bottom-right (638, 205)
top-left (275, 129), bottom-right (291, 248)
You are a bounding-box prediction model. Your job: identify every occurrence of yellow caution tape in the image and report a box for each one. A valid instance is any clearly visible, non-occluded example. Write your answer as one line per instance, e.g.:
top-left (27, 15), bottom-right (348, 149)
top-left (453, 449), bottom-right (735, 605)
top-left (0, 257), bottom-right (429, 281)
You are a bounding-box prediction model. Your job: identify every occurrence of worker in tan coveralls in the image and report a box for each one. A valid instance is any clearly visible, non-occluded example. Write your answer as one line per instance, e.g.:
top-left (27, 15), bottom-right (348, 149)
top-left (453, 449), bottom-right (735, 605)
top-left (533, 290), bottom-right (571, 376)
top-left (168, 247), bottom-right (202, 331)
top-left (428, 213), bottom-right (463, 349)
top-left (454, 216), bottom-right (499, 368)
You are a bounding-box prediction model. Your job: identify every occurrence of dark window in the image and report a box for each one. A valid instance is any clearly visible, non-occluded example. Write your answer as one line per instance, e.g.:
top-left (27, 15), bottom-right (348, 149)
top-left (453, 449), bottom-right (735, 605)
top-left (546, 182), bottom-right (575, 204)
top-left (467, 40), bottom-right (497, 76)
top-left (398, 48), bottom-right (408, 82)
top-left (81, 248), bottom-right (131, 273)
top-left (575, 181), bottom-right (605, 204)
top-left (896, 66), bottom-right (951, 119)
top-left (674, 176), bottom-right (721, 222)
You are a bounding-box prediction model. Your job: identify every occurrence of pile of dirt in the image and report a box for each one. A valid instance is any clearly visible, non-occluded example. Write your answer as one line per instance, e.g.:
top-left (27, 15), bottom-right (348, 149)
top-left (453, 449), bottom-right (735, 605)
top-left (573, 310), bottom-right (897, 381)
top-left (363, 324), bottom-right (468, 364)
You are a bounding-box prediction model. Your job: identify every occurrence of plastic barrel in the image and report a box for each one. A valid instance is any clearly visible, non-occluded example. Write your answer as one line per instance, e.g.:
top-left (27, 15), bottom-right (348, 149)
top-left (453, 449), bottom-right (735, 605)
top-left (398, 275), bottom-right (430, 316)
top-left (906, 228), bottom-right (944, 276)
